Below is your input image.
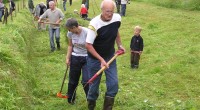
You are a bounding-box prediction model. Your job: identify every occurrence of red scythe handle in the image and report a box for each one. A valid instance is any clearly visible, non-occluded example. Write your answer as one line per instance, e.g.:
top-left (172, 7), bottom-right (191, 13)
top-left (87, 49), bottom-right (125, 83)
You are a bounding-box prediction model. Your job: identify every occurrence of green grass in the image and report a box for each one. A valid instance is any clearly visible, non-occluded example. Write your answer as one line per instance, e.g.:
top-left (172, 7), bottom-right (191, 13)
top-left (133, 0), bottom-right (200, 11)
top-left (1, 0), bottom-right (200, 109)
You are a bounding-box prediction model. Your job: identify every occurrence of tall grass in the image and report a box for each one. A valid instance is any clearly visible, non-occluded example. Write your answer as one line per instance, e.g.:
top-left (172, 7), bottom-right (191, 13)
top-left (0, 6), bottom-right (39, 109)
top-left (134, 0), bottom-right (200, 11)
top-left (3, 0), bottom-right (20, 4)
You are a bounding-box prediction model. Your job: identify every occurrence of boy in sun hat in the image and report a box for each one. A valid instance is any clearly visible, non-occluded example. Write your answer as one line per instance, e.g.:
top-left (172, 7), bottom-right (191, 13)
top-left (130, 25), bottom-right (144, 69)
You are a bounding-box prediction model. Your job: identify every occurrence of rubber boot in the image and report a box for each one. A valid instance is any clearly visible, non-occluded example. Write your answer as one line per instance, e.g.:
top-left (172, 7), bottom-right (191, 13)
top-left (68, 97), bottom-right (75, 105)
top-left (103, 96), bottom-right (114, 110)
top-left (56, 42), bottom-right (60, 50)
top-left (88, 100), bottom-right (96, 110)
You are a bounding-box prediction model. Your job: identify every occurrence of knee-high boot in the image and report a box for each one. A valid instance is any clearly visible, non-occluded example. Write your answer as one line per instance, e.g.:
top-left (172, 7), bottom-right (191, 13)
top-left (56, 42), bottom-right (60, 50)
top-left (103, 96), bottom-right (114, 110)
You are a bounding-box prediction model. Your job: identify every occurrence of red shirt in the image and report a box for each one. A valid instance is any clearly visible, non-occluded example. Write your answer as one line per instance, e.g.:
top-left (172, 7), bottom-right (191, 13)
top-left (80, 7), bottom-right (88, 15)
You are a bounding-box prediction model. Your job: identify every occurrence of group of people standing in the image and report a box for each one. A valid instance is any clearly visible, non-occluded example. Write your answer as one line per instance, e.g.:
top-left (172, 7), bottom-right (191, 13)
top-left (0, 0), bottom-right (15, 22)
top-left (29, 0), bottom-right (143, 109)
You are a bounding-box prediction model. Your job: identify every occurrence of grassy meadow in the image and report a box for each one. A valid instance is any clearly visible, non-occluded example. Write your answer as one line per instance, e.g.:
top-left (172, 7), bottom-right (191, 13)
top-left (0, 0), bottom-right (200, 109)
top-left (134, 0), bottom-right (200, 11)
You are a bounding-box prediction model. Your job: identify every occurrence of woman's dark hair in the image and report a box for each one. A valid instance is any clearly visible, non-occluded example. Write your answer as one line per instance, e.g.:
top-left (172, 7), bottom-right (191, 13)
top-left (65, 18), bottom-right (78, 28)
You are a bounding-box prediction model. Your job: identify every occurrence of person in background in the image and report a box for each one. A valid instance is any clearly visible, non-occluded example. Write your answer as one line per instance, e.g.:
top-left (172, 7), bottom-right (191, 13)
top-left (46, 0), bottom-right (57, 9)
top-left (38, 1), bottom-right (64, 52)
top-left (0, 0), bottom-right (4, 22)
top-left (130, 26), bottom-right (144, 69)
top-left (115, 0), bottom-right (120, 14)
top-left (8, 0), bottom-right (15, 15)
top-left (80, 4), bottom-right (88, 19)
top-left (120, 0), bottom-right (128, 16)
top-left (28, 0), bottom-right (34, 14)
top-left (82, 0), bottom-right (89, 10)
top-left (65, 18), bottom-right (89, 104)
top-left (35, 2), bottom-right (47, 30)
top-left (63, 0), bottom-right (67, 11)
top-left (46, 0), bottom-right (52, 9)
top-left (85, 0), bottom-right (125, 109)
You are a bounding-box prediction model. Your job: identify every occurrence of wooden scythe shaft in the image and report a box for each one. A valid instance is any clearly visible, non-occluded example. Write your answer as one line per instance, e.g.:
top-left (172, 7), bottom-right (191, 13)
top-left (96, 54), bottom-right (118, 76)
top-left (84, 49), bottom-right (124, 87)
top-left (86, 54), bottom-right (119, 85)
top-left (40, 21), bottom-right (60, 25)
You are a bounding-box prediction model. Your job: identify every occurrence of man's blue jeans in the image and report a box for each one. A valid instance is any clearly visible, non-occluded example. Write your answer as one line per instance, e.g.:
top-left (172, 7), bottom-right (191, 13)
top-left (121, 4), bottom-right (126, 16)
top-left (87, 55), bottom-right (118, 101)
top-left (0, 10), bottom-right (3, 21)
top-left (48, 27), bottom-right (60, 51)
top-left (85, 0), bottom-right (89, 9)
top-left (63, 1), bottom-right (67, 11)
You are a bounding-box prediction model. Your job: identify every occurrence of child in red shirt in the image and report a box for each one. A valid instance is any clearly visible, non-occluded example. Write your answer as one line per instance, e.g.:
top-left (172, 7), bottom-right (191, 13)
top-left (80, 4), bottom-right (88, 19)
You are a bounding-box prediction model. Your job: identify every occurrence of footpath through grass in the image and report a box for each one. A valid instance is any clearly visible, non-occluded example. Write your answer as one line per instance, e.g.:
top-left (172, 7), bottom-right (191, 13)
top-left (1, 0), bottom-right (200, 109)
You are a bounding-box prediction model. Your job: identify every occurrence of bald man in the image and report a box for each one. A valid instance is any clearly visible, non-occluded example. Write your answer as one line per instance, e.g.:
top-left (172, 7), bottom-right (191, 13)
top-left (38, 1), bottom-right (64, 52)
top-left (85, 0), bottom-right (125, 109)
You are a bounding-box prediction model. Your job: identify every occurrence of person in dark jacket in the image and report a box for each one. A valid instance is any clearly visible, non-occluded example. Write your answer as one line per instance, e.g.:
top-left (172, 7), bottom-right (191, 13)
top-left (34, 2), bottom-right (47, 30)
top-left (115, 0), bottom-right (120, 13)
top-left (28, 0), bottom-right (34, 14)
top-left (130, 26), bottom-right (144, 69)
top-left (8, 0), bottom-right (15, 15)
top-left (63, 0), bottom-right (67, 11)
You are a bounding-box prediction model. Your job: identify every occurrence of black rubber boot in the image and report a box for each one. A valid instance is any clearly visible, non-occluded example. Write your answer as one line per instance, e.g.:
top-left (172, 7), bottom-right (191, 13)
top-left (68, 97), bottom-right (75, 105)
top-left (103, 96), bottom-right (114, 110)
top-left (88, 100), bottom-right (96, 110)
top-left (56, 42), bottom-right (60, 50)
top-left (67, 82), bottom-right (77, 104)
